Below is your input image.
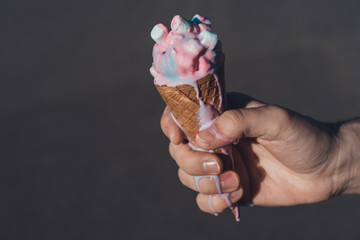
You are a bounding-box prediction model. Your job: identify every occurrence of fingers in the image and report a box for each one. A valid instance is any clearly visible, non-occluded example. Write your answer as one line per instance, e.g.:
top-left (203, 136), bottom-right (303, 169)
top-left (170, 141), bottom-right (243, 194)
top-left (178, 169), bottom-right (241, 194)
top-left (195, 105), bottom-right (292, 150)
top-left (160, 107), bottom-right (184, 145)
top-left (169, 142), bottom-right (222, 175)
top-left (196, 188), bottom-right (244, 215)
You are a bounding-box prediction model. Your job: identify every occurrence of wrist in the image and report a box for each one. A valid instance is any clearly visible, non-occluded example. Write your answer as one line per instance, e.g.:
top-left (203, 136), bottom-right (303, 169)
top-left (336, 120), bottom-right (360, 195)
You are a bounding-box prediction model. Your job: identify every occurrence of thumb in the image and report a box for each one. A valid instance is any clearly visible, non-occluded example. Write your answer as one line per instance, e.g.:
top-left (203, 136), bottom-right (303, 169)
top-left (195, 105), bottom-right (291, 149)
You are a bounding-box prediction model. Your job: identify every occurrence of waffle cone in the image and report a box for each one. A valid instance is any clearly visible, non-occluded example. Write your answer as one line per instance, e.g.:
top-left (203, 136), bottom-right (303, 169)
top-left (156, 70), bottom-right (225, 143)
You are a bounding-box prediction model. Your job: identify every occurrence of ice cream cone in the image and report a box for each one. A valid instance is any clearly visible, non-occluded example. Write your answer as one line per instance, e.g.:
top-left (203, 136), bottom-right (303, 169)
top-left (156, 72), bottom-right (223, 143)
top-left (151, 14), bottom-right (239, 221)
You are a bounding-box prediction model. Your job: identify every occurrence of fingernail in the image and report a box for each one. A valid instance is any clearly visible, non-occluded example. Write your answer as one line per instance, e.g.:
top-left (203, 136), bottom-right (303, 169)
top-left (202, 160), bottom-right (220, 174)
top-left (196, 131), bottom-right (213, 147)
top-left (220, 173), bottom-right (238, 191)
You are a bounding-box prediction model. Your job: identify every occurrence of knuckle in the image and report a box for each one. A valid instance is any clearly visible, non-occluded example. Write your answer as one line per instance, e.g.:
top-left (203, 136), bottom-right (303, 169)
top-left (266, 105), bottom-right (288, 120)
top-left (199, 178), bottom-right (216, 194)
top-left (181, 155), bottom-right (192, 173)
top-left (267, 105), bottom-right (292, 134)
top-left (218, 110), bottom-right (244, 137)
top-left (225, 110), bottom-right (245, 126)
top-left (274, 105), bottom-right (290, 121)
top-left (246, 100), bottom-right (261, 108)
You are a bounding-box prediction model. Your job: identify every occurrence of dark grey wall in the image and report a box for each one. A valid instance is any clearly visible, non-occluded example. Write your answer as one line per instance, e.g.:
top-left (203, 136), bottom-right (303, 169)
top-left (1, 0), bottom-right (360, 239)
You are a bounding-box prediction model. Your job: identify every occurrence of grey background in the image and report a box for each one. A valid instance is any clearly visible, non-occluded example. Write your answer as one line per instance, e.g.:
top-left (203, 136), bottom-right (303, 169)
top-left (1, 0), bottom-right (360, 239)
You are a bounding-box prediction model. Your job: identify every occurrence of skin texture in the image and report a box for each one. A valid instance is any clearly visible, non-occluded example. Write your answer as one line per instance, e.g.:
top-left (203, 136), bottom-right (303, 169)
top-left (160, 92), bottom-right (359, 215)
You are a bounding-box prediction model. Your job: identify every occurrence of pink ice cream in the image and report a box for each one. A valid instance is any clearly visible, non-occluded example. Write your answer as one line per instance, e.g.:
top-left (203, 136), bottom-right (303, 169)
top-left (150, 15), bottom-right (240, 221)
top-left (150, 14), bottom-right (224, 88)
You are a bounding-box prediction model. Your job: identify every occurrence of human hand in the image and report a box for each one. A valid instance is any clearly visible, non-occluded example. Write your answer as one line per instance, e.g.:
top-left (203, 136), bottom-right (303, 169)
top-left (161, 92), bottom-right (355, 215)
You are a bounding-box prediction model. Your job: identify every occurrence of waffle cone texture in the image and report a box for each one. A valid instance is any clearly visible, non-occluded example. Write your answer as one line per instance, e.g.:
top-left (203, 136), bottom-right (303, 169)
top-left (156, 68), bottom-right (225, 143)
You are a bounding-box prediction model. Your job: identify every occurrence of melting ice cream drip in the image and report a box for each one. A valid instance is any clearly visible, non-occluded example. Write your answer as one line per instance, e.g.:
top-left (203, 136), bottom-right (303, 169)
top-left (192, 147), bottom-right (237, 219)
top-left (208, 195), bottom-right (218, 216)
top-left (187, 91), bottom-right (240, 220)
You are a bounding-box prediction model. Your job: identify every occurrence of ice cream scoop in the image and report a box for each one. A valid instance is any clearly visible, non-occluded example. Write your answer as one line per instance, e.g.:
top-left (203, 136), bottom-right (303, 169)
top-left (150, 15), bottom-right (224, 89)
